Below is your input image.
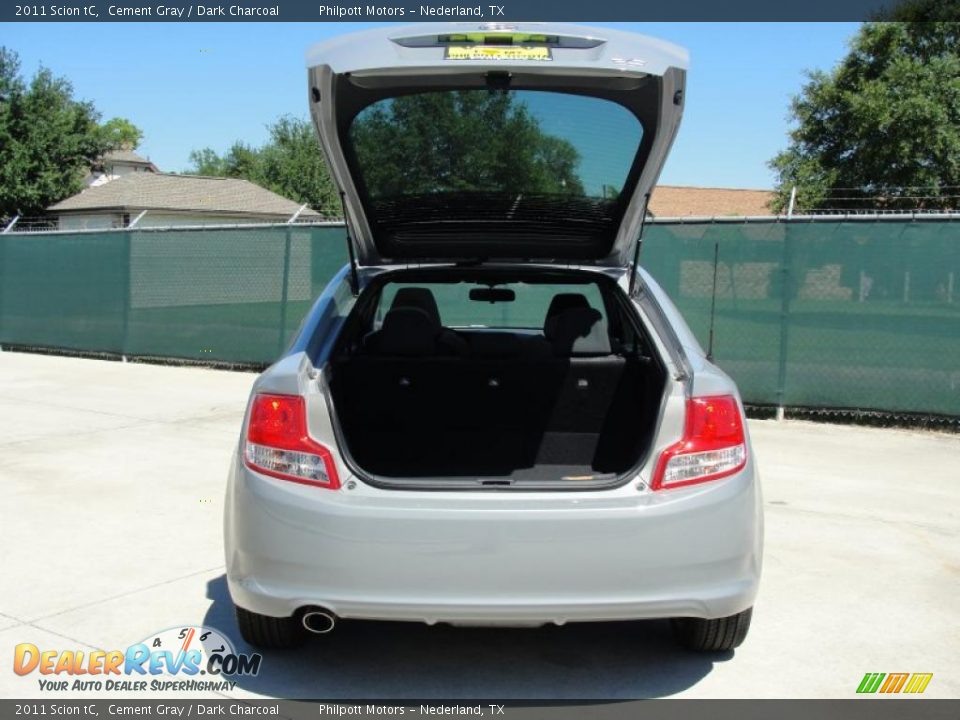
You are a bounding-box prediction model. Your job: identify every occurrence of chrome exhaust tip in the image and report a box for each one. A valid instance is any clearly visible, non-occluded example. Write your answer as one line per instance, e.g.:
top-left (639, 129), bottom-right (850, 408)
top-left (301, 609), bottom-right (336, 634)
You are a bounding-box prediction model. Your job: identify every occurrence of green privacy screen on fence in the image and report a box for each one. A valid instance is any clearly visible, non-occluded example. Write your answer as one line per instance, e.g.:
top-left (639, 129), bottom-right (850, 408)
top-left (1, 218), bottom-right (958, 417)
top-left (642, 219), bottom-right (960, 417)
top-left (0, 224), bottom-right (348, 364)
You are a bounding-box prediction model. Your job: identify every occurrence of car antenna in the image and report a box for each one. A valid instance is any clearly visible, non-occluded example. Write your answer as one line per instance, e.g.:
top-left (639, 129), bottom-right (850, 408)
top-left (339, 191), bottom-right (360, 296)
top-left (628, 193), bottom-right (651, 296)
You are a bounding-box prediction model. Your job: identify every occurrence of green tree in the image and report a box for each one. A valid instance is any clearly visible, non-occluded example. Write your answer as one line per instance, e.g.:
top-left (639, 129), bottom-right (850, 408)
top-left (254, 117), bottom-right (338, 214)
top-left (188, 117), bottom-right (338, 215)
top-left (188, 141), bottom-right (259, 178)
top-left (0, 47), bottom-right (118, 217)
top-left (187, 147), bottom-right (229, 176)
top-left (99, 117), bottom-right (143, 150)
top-left (769, 20), bottom-right (960, 212)
top-left (350, 91), bottom-right (585, 199)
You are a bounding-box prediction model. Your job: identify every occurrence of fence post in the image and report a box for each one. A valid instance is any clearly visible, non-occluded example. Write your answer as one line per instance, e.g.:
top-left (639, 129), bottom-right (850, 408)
top-left (0, 216), bottom-right (14, 350)
top-left (120, 230), bottom-right (132, 361)
top-left (0, 231), bottom-right (5, 350)
top-left (775, 223), bottom-right (794, 421)
top-left (277, 227), bottom-right (292, 357)
top-left (779, 187), bottom-right (797, 416)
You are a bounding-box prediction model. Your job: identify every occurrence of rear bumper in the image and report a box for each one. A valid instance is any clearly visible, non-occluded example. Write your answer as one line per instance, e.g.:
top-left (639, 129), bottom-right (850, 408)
top-left (224, 457), bottom-right (763, 624)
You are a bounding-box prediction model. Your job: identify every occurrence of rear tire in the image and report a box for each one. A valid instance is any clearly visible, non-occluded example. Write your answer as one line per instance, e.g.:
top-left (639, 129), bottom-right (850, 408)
top-left (235, 605), bottom-right (306, 649)
top-left (671, 607), bottom-right (753, 651)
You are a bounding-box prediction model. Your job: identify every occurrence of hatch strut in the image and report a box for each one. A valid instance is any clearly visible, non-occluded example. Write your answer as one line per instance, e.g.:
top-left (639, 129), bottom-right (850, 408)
top-left (706, 236), bottom-right (720, 361)
top-left (339, 191), bottom-right (360, 296)
top-left (628, 193), bottom-right (651, 296)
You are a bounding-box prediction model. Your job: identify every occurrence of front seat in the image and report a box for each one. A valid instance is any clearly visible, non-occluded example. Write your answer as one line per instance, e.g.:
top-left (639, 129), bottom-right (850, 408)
top-left (390, 287), bottom-right (442, 325)
top-left (389, 286), bottom-right (466, 356)
top-left (543, 294), bottom-right (611, 356)
top-left (544, 293), bottom-right (592, 325)
top-left (364, 307), bottom-right (441, 356)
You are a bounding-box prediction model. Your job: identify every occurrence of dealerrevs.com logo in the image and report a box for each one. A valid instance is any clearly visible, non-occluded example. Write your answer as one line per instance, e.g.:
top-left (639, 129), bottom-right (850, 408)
top-left (13, 625), bottom-right (262, 693)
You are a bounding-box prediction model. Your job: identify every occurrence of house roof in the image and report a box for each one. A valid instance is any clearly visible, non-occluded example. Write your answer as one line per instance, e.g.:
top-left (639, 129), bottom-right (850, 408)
top-left (102, 149), bottom-right (156, 167)
top-left (49, 173), bottom-right (323, 218)
top-left (649, 185), bottom-right (775, 218)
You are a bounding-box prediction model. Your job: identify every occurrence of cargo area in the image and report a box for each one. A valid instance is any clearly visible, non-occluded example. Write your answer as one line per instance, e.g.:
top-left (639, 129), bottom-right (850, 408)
top-left (325, 269), bottom-right (668, 487)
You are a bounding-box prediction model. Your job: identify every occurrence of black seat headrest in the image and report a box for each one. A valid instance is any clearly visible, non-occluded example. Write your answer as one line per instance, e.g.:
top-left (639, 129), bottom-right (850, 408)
top-left (367, 307), bottom-right (440, 356)
top-left (544, 307), bottom-right (612, 356)
top-left (390, 287), bottom-right (441, 326)
top-left (544, 293), bottom-right (591, 326)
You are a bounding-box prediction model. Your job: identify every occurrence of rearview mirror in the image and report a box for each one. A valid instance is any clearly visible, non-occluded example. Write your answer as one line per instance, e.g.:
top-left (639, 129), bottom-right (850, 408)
top-left (469, 288), bottom-right (516, 303)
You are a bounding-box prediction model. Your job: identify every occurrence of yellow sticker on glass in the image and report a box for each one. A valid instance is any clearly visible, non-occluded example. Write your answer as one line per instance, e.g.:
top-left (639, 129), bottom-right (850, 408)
top-left (446, 46), bottom-right (552, 61)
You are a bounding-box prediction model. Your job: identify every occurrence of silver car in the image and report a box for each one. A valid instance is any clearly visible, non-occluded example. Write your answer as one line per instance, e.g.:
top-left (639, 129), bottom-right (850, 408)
top-left (224, 23), bottom-right (763, 652)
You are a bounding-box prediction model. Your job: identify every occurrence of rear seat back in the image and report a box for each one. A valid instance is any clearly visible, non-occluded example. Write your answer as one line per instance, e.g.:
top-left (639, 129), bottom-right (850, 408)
top-left (532, 294), bottom-right (626, 463)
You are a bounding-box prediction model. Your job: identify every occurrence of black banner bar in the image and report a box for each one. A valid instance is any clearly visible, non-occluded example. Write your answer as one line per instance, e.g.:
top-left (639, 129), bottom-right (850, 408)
top-left (3, 0), bottom-right (896, 23)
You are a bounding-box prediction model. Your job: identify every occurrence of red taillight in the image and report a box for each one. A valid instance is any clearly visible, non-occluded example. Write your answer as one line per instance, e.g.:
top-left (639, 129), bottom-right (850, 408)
top-left (244, 393), bottom-right (340, 489)
top-left (651, 395), bottom-right (747, 490)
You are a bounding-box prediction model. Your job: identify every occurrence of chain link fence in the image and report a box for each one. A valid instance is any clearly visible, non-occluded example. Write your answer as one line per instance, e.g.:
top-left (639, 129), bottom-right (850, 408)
top-left (1, 217), bottom-right (958, 419)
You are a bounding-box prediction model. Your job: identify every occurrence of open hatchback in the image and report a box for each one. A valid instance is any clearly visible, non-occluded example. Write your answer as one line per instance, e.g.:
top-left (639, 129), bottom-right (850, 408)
top-left (225, 23), bottom-right (760, 654)
top-left (308, 22), bottom-right (688, 266)
top-left (303, 23), bottom-right (693, 489)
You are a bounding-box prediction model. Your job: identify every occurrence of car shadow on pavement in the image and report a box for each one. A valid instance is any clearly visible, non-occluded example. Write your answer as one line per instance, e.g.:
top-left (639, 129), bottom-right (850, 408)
top-left (202, 575), bottom-right (729, 699)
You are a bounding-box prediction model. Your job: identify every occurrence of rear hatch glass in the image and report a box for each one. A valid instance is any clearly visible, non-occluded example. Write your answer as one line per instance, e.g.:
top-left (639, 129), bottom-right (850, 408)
top-left (348, 89), bottom-right (643, 259)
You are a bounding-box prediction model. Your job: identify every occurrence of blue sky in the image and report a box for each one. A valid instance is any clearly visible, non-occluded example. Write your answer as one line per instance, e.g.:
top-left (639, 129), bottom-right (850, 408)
top-left (2, 22), bottom-right (860, 188)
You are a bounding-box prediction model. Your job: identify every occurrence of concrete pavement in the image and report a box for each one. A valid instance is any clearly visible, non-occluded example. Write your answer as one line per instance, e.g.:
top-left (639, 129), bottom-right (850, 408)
top-left (1, 351), bottom-right (957, 699)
